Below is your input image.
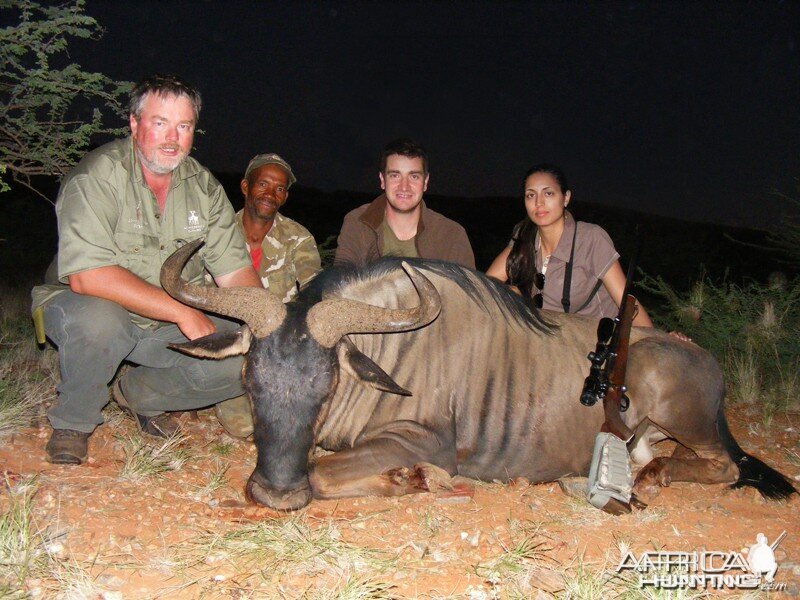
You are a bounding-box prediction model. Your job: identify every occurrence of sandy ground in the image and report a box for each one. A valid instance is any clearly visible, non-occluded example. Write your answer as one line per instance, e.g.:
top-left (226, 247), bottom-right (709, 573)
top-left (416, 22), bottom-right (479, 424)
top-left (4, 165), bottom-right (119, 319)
top-left (1, 404), bottom-right (798, 599)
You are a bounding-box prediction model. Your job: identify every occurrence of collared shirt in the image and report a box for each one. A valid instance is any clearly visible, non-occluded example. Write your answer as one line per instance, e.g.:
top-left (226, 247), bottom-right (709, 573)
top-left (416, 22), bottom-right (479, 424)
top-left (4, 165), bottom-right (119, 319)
top-left (31, 137), bottom-right (250, 327)
top-left (512, 211), bottom-right (619, 319)
top-left (235, 210), bottom-right (321, 302)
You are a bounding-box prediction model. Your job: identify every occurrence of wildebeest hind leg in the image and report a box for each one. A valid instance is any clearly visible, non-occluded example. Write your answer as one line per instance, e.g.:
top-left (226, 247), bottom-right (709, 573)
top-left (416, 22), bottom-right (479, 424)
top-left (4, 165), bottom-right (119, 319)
top-left (309, 421), bottom-right (456, 500)
top-left (633, 443), bottom-right (738, 502)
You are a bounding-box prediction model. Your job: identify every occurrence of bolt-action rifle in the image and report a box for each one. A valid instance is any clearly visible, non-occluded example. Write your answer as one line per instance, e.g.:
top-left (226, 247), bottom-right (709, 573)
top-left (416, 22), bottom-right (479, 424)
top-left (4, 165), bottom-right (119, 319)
top-left (581, 294), bottom-right (636, 442)
top-left (581, 240), bottom-right (641, 514)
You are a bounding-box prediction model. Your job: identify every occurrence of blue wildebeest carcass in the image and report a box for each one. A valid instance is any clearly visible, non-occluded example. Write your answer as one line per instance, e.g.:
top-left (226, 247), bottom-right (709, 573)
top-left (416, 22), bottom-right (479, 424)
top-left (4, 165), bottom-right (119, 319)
top-left (161, 240), bottom-right (796, 510)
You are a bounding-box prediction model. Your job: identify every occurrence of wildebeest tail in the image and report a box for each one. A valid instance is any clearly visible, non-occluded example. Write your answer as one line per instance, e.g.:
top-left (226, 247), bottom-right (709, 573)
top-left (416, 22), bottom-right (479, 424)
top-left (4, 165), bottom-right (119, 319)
top-left (718, 405), bottom-right (797, 499)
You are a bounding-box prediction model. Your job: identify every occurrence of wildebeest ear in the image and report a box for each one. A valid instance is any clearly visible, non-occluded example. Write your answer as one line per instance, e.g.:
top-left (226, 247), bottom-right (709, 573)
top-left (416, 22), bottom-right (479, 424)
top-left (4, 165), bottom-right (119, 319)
top-left (337, 338), bottom-right (411, 396)
top-left (168, 326), bottom-right (253, 359)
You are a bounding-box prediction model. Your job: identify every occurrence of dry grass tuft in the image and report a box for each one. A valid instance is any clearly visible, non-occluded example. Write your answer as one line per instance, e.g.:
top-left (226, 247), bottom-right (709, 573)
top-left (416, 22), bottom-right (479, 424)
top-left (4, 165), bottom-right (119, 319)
top-left (174, 515), bottom-right (396, 596)
top-left (0, 475), bottom-right (99, 598)
top-left (0, 287), bottom-right (58, 438)
top-left (117, 431), bottom-right (192, 481)
top-left (474, 520), bottom-right (560, 598)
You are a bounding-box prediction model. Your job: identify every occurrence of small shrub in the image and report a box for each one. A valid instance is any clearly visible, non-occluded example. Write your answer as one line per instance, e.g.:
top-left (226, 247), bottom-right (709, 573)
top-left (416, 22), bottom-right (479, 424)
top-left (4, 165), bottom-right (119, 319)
top-left (641, 273), bottom-right (800, 412)
top-left (726, 347), bottom-right (761, 405)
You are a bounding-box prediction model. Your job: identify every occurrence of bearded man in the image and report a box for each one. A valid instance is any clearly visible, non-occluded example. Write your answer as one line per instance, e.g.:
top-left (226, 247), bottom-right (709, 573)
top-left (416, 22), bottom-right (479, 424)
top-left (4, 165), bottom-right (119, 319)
top-left (31, 74), bottom-right (261, 464)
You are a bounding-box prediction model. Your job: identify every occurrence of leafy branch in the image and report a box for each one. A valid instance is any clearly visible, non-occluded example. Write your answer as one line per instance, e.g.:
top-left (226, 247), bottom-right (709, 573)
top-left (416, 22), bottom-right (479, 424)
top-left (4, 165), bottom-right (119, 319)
top-left (0, 0), bottom-right (131, 203)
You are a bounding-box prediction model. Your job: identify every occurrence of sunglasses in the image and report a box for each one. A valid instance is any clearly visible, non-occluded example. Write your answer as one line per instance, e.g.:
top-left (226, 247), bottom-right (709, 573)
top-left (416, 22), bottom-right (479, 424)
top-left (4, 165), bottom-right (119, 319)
top-left (533, 272), bottom-right (545, 308)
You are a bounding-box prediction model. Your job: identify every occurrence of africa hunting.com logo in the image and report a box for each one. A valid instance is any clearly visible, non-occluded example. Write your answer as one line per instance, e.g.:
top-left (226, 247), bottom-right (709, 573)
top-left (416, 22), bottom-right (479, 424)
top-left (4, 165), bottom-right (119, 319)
top-left (616, 531), bottom-right (788, 591)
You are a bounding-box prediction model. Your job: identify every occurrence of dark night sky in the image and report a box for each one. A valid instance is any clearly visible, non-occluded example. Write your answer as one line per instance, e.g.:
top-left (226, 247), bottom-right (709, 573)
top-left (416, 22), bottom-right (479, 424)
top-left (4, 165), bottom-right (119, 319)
top-left (70, 1), bottom-right (799, 227)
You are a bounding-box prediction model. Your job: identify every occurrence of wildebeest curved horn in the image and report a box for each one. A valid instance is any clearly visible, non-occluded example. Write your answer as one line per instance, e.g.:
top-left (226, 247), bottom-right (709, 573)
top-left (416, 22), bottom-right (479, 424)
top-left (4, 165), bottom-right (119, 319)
top-left (306, 261), bottom-right (441, 348)
top-left (160, 239), bottom-right (286, 338)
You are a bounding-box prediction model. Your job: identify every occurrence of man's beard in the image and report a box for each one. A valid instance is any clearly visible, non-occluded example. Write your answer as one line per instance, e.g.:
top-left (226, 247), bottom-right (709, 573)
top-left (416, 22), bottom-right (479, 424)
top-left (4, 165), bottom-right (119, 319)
top-left (135, 144), bottom-right (188, 175)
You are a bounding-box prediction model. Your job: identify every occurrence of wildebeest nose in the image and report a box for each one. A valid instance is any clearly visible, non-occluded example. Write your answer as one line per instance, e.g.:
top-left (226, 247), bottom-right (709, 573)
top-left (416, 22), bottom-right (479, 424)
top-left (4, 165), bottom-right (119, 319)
top-left (246, 474), bottom-right (312, 511)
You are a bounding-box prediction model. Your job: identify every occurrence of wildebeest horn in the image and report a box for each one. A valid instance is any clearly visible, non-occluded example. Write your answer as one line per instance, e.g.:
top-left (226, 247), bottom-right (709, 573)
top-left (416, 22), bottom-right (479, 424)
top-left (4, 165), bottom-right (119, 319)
top-left (306, 261), bottom-right (441, 348)
top-left (160, 239), bottom-right (286, 338)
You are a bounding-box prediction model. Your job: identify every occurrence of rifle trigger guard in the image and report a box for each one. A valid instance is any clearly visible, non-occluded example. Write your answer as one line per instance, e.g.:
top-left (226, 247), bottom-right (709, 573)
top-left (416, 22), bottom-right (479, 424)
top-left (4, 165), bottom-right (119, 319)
top-left (619, 394), bottom-right (630, 412)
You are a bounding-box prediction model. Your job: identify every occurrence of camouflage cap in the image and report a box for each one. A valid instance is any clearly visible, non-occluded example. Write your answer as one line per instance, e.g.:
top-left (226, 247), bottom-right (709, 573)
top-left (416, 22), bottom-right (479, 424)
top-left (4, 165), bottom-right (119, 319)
top-left (243, 153), bottom-right (296, 187)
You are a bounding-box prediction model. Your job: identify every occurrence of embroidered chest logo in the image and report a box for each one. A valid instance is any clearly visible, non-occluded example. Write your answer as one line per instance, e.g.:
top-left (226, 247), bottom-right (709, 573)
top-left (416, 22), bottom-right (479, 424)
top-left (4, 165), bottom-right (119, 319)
top-left (127, 200), bottom-right (144, 230)
top-left (185, 210), bottom-right (203, 233)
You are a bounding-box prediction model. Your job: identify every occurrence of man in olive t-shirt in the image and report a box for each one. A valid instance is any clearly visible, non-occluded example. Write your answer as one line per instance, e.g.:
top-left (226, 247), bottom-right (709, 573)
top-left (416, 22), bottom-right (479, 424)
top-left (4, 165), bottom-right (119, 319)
top-left (334, 138), bottom-right (475, 269)
top-left (31, 74), bottom-right (262, 465)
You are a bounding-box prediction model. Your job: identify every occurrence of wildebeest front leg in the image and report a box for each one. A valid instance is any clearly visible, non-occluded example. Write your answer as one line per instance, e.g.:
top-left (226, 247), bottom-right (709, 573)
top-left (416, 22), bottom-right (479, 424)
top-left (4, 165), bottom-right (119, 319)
top-left (309, 420), bottom-right (457, 499)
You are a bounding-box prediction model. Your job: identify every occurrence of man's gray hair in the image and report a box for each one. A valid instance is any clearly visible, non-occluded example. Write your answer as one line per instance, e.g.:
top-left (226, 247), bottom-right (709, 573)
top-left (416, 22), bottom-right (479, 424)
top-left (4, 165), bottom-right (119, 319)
top-left (129, 74), bottom-right (202, 121)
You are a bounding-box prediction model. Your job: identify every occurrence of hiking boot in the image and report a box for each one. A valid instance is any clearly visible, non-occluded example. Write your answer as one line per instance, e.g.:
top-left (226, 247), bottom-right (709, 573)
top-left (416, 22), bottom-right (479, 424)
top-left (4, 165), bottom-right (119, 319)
top-left (46, 429), bottom-right (89, 465)
top-left (214, 395), bottom-right (254, 439)
top-left (112, 380), bottom-right (181, 439)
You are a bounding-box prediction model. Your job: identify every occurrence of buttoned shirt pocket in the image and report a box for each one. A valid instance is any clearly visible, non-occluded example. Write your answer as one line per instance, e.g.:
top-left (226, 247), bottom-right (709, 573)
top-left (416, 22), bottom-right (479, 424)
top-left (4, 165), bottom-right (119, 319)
top-left (113, 223), bottom-right (160, 279)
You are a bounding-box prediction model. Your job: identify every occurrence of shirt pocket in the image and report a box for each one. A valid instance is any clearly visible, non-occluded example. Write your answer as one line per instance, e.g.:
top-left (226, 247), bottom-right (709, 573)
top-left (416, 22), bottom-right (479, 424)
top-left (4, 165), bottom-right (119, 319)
top-left (568, 264), bottom-right (600, 310)
top-left (113, 224), bottom-right (160, 273)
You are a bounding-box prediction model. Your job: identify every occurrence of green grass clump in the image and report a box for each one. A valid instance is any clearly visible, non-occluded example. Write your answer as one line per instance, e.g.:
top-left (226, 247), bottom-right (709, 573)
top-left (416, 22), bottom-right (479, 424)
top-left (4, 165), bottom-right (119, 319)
top-left (474, 521), bottom-right (559, 598)
top-left (0, 287), bottom-right (57, 437)
top-left (302, 577), bottom-right (396, 600)
top-left (0, 476), bottom-right (60, 596)
top-left (189, 461), bottom-right (230, 498)
top-left (117, 431), bottom-right (192, 481)
top-left (210, 440), bottom-right (235, 457)
top-left (641, 274), bottom-right (800, 414)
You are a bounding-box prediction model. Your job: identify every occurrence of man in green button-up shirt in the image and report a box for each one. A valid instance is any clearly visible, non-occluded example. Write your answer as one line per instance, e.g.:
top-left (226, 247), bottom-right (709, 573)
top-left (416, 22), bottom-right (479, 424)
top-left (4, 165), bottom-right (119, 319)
top-left (31, 74), bottom-right (262, 465)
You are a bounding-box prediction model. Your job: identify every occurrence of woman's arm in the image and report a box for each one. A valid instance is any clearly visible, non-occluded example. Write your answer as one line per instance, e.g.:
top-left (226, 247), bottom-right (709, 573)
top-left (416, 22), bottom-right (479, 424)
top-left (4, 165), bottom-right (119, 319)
top-left (600, 260), bottom-right (654, 328)
top-left (486, 245), bottom-right (511, 282)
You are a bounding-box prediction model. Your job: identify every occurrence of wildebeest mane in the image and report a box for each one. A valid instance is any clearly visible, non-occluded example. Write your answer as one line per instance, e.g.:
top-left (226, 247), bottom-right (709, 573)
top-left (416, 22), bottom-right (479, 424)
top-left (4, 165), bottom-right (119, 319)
top-left (313, 258), bottom-right (554, 334)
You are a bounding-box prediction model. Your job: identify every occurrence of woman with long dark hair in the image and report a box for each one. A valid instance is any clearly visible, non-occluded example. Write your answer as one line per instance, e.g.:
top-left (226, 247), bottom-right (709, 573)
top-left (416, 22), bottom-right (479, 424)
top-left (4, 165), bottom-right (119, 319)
top-left (487, 163), bottom-right (654, 326)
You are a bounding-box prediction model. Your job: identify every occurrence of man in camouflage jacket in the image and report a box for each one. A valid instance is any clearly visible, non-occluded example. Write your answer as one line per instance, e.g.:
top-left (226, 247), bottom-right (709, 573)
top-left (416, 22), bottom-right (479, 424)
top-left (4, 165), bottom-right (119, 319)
top-left (214, 153), bottom-right (322, 437)
top-left (234, 153), bottom-right (321, 302)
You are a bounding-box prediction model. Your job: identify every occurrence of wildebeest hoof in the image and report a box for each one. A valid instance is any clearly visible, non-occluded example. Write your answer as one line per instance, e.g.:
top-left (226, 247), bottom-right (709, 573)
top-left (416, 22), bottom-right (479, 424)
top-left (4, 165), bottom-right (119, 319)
top-left (630, 494), bottom-right (648, 510)
top-left (386, 466), bottom-right (415, 487)
top-left (632, 460), bottom-right (671, 503)
top-left (635, 458), bottom-right (672, 489)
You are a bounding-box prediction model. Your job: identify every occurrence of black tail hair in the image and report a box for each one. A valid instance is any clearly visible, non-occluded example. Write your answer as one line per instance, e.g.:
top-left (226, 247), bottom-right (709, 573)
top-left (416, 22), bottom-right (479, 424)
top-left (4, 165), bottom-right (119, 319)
top-left (718, 405), bottom-right (797, 500)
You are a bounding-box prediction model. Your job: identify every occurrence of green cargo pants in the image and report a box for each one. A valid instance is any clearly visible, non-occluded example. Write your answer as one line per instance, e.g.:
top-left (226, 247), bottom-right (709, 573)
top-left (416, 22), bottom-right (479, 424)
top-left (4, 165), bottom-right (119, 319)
top-left (43, 290), bottom-right (245, 433)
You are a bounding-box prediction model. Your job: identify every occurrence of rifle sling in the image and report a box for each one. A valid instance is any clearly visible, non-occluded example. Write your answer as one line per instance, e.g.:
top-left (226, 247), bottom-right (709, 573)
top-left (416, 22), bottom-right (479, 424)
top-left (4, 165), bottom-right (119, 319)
top-left (559, 222), bottom-right (603, 314)
top-left (560, 222), bottom-right (578, 313)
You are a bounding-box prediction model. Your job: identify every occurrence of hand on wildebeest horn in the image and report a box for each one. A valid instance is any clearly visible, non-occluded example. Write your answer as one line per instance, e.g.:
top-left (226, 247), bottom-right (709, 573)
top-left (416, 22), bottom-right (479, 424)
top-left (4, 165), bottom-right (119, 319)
top-left (306, 261), bottom-right (442, 348)
top-left (160, 239), bottom-right (287, 338)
